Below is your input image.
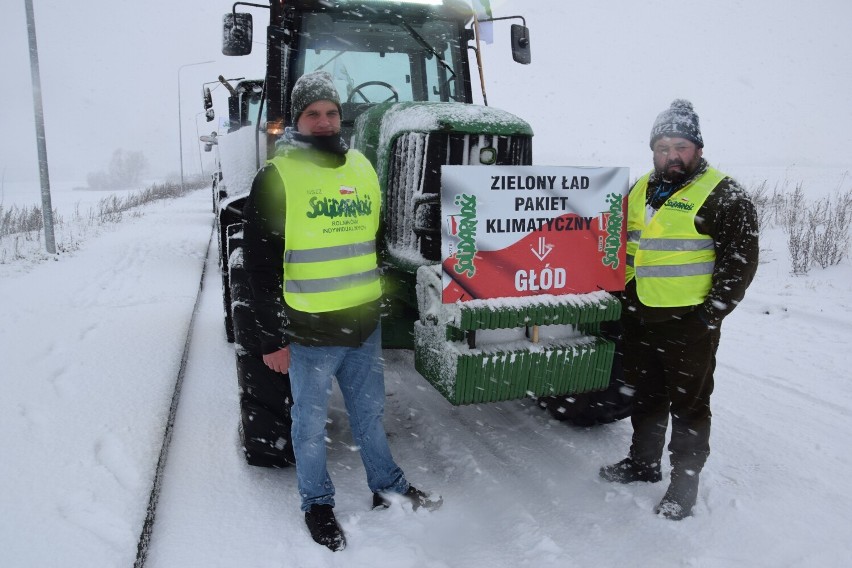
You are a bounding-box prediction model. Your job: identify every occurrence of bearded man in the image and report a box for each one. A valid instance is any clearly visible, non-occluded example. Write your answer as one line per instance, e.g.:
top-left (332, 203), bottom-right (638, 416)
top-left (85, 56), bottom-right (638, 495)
top-left (600, 100), bottom-right (759, 520)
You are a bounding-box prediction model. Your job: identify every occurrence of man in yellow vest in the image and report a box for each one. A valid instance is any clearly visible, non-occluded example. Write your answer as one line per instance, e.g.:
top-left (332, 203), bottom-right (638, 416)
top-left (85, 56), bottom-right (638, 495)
top-left (599, 100), bottom-right (759, 520)
top-left (242, 71), bottom-right (440, 551)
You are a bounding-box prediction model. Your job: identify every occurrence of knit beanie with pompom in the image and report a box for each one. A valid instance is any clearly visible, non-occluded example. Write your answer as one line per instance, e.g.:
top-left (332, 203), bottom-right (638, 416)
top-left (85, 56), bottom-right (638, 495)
top-left (650, 99), bottom-right (703, 149)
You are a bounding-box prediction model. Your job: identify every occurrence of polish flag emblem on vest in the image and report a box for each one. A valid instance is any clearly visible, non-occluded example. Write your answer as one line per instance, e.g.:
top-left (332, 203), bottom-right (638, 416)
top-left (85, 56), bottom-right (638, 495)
top-left (446, 215), bottom-right (460, 236)
top-left (339, 186), bottom-right (355, 195)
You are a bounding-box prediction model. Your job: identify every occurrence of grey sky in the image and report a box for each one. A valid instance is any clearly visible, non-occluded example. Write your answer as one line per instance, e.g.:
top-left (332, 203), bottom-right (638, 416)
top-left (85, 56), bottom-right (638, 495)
top-left (3, 0), bottom-right (850, 184)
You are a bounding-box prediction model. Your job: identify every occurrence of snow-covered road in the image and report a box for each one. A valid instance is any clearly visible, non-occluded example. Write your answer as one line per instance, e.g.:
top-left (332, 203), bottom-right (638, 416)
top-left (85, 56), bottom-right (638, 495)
top-left (144, 199), bottom-right (852, 567)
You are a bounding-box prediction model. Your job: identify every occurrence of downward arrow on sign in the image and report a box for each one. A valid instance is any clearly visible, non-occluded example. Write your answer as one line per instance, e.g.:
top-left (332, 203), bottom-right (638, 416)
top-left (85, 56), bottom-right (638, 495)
top-left (531, 236), bottom-right (554, 261)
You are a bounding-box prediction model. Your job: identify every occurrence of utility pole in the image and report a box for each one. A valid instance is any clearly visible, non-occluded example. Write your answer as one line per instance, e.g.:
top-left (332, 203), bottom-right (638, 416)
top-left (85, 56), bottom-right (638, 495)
top-left (194, 112), bottom-right (205, 178)
top-left (24, 0), bottom-right (56, 254)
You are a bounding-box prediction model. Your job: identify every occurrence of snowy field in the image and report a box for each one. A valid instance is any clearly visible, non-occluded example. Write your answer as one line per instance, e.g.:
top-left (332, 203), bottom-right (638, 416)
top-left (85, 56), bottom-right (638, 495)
top-left (1, 166), bottom-right (852, 567)
top-left (1, 179), bottom-right (154, 210)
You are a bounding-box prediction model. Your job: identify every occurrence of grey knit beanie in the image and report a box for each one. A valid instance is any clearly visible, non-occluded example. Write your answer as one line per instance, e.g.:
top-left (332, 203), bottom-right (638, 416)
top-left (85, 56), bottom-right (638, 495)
top-left (649, 99), bottom-right (703, 149)
top-left (291, 70), bottom-right (342, 123)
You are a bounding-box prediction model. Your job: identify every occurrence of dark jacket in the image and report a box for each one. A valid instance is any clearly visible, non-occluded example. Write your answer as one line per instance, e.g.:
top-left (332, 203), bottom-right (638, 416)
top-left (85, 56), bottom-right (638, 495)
top-left (241, 139), bottom-right (381, 354)
top-left (621, 159), bottom-right (759, 327)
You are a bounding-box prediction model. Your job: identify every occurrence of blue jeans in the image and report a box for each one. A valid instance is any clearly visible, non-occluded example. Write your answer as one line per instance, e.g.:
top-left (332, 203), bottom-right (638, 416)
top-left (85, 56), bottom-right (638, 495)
top-left (289, 326), bottom-right (408, 511)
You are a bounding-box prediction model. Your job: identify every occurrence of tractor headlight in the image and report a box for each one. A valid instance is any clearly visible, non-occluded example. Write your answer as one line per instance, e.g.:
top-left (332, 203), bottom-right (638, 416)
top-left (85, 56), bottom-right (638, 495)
top-left (479, 146), bottom-right (497, 165)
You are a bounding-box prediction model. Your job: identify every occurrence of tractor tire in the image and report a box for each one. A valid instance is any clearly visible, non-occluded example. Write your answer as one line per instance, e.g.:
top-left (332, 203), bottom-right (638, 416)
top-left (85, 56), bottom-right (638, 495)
top-left (228, 239), bottom-right (295, 468)
top-left (236, 354), bottom-right (295, 467)
top-left (221, 225), bottom-right (243, 344)
top-left (539, 320), bottom-right (634, 427)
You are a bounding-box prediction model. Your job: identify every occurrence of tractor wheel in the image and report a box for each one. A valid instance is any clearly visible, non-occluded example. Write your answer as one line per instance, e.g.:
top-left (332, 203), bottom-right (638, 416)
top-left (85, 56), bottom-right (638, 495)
top-left (221, 226), bottom-right (244, 344)
top-left (228, 239), bottom-right (295, 468)
top-left (539, 377), bottom-right (634, 427)
top-left (235, 354), bottom-right (295, 467)
top-left (539, 320), bottom-right (634, 426)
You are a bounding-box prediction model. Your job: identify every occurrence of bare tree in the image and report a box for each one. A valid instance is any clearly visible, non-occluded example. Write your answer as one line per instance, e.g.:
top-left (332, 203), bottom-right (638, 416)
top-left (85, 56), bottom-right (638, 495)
top-left (87, 149), bottom-right (149, 189)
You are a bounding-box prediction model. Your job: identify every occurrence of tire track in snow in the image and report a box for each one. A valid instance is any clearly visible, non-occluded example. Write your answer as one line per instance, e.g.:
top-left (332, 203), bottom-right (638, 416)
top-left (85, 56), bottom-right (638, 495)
top-left (379, 349), bottom-right (643, 565)
top-left (132, 224), bottom-right (214, 568)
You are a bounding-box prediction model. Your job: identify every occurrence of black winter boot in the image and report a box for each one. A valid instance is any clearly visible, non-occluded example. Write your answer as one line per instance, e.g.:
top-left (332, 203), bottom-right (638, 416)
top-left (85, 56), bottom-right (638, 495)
top-left (305, 504), bottom-right (346, 551)
top-left (655, 470), bottom-right (700, 520)
top-left (372, 486), bottom-right (443, 511)
top-left (372, 492), bottom-right (390, 509)
top-left (599, 457), bottom-right (662, 483)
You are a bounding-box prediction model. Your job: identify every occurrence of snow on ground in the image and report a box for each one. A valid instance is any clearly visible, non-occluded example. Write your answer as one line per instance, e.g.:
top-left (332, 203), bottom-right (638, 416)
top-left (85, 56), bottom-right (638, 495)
top-left (0, 189), bottom-right (212, 566)
top-left (2, 170), bottom-right (852, 567)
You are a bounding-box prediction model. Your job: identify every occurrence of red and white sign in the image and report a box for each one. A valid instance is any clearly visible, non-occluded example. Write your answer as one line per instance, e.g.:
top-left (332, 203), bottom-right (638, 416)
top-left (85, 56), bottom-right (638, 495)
top-left (440, 166), bottom-right (629, 303)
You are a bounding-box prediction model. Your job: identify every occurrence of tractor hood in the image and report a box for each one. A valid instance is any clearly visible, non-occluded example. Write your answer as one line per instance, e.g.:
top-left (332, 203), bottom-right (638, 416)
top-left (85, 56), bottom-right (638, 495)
top-left (352, 101), bottom-right (534, 185)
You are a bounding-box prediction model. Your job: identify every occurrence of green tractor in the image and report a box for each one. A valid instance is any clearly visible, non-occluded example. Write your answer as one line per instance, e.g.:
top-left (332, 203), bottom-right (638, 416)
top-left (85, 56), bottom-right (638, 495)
top-left (209, 0), bottom-right (631, 467)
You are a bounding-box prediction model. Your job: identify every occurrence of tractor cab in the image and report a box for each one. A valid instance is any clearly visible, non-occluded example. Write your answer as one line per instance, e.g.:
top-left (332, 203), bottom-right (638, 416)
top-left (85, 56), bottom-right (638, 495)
top-left (296, 9), bottom-right (469, 136)
top-left (222, 0), bottom-right (530, 146)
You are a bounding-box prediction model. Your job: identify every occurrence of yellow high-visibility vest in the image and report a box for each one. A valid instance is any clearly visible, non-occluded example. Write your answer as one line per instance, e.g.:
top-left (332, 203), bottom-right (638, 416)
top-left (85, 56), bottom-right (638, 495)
top-left (268, 148), bottom-right (382, 313)
top-left (625, 167), bottom-right (726, 307)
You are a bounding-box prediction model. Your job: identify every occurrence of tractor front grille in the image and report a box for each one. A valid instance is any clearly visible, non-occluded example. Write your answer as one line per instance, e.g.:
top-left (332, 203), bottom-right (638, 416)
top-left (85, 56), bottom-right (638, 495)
top-left (386, 132), bottom-right (532, 262)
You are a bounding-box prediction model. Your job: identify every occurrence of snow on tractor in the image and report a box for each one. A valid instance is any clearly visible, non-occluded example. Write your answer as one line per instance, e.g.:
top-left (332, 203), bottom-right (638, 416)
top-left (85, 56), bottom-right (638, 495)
top-left (205, 0), bottom-right (632, 468)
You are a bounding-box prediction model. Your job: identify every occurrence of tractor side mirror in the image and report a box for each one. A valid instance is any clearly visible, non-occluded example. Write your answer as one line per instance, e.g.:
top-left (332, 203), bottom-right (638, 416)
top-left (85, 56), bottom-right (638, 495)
top-left (203, 87), bottom-right (215, 122)
top-left (200, 133), bottom-right (218, 152)
top-left (223, 13), bottom-right (253, 56)
top-left (510, 24), bottom-right (531, 65)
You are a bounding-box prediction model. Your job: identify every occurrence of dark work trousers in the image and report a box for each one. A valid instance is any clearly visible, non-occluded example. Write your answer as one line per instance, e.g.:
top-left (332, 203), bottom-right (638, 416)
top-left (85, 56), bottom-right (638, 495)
top-left (622, 314), bottom-right (721, 475)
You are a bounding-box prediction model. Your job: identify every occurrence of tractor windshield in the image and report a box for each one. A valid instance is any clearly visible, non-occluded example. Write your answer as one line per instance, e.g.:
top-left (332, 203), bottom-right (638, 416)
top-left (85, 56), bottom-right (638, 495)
top-left (297, 12), bottom-right (467, 120)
